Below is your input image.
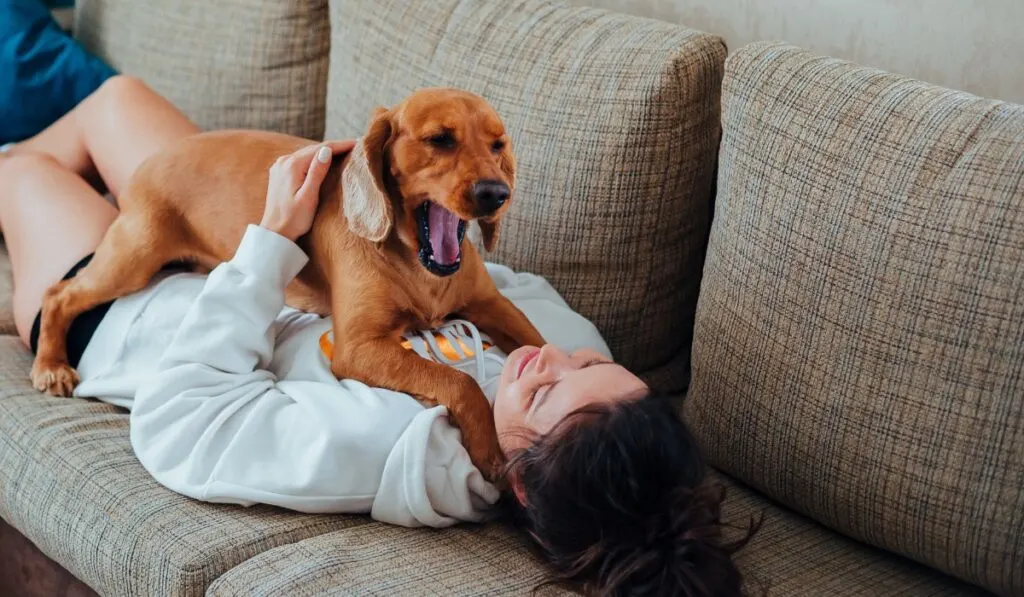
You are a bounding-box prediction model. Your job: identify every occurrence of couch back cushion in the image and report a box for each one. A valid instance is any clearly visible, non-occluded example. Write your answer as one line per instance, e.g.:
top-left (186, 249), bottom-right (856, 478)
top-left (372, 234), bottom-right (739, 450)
top-left (325, 0), bottom-right (726, 389)
top-left (74, 0), bottom-right (330, 139)
top-left (685, 42), bottom-right (1024, 596)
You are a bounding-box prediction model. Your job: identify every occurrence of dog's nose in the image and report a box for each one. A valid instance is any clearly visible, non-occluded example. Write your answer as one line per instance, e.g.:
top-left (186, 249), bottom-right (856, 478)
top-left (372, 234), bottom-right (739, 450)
top-left (472, 180), bottom-right (510, 214)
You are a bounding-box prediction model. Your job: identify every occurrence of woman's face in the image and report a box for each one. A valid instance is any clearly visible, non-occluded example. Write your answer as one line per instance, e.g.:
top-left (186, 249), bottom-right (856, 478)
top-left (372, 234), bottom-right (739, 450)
top-left (493, 344), bottom-right (648, 453)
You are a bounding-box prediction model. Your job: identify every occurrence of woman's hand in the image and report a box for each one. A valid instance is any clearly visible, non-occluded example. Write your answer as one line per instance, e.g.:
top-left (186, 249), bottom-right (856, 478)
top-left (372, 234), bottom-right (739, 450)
top-left (259, 140), bottom-right (357, 242)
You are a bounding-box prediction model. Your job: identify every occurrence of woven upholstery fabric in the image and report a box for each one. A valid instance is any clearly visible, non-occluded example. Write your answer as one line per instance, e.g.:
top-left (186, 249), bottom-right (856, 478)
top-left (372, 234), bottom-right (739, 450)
top-left (73, 0), bottom-right (330, 139)
top-left (0, 338), bottom-right (372, 597)
top-left (685, 42), bottom-right (1024, 596)
top-left (325, 0), bottom-right (726, 388)
top-left (0, 245), bottom-right (14, 336)
top-left (206, 470), bottom-right (985, 597)
top-left (205, 522), bottom-right (570, 597)
top-left (715, 472), bottom-right (991, 597)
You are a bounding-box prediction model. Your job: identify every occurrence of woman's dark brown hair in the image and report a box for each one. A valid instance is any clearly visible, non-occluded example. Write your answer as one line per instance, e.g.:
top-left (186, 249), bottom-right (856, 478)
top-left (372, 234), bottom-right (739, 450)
top-left (502, 393), bottom-right (761, 597)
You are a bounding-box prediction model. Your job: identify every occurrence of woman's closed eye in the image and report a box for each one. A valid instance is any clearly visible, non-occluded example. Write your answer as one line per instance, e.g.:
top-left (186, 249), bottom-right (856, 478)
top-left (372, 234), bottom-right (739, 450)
top-left (527, 358), bottom-right (608, 409)
top-left (527, 385), bottom-right (542, 409)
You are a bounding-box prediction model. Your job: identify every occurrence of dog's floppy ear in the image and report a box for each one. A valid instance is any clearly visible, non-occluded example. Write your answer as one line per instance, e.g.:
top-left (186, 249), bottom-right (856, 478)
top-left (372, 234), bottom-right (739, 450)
top-left (480, 142), bottom-right (516, 251)
top-left (479, 216), bottom-right (501, 253)
top-left (342, 108), bottom-right (393, 242)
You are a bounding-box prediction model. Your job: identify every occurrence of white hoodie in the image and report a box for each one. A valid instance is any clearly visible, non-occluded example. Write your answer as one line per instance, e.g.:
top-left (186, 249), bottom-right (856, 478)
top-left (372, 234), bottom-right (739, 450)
top-left (72, 225), bottom-right (610, 528)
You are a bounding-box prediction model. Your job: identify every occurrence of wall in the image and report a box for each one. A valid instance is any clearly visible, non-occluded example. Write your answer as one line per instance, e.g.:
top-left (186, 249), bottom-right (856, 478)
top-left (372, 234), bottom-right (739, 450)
top-left (574, 0), bottom-right (1024, 103)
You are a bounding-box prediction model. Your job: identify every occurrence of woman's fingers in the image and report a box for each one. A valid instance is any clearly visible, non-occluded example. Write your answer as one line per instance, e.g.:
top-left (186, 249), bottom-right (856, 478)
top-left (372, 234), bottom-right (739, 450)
top-left (295, 145), bottom-right (332, 203)
top-left (287, 139), bottom-right (355, 166)
top-left (326, 139), bottom-right (357, 155)
top-left (270, 138), bottom-right (357, 209)
top-left (281, 144), bottom-right (319, 176)
top-left (274, 139), bottom-right (354, 176)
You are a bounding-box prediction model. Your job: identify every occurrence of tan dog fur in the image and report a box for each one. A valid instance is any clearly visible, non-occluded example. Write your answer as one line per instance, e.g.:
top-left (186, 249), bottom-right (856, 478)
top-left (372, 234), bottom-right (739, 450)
top-left (30, 88), bottom-right (545, 478)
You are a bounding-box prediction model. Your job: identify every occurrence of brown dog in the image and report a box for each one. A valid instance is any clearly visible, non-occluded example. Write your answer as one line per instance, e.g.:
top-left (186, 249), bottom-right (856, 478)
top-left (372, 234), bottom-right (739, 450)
top-left (30, 87), bottom-right (545, 477)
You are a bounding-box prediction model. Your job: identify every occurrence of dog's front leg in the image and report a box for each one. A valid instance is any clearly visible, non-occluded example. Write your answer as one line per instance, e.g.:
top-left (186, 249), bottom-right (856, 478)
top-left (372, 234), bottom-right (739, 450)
top-left (328, 318), bottom-right (505, 481)
top-left (459, 292), bottom-right (545, 355)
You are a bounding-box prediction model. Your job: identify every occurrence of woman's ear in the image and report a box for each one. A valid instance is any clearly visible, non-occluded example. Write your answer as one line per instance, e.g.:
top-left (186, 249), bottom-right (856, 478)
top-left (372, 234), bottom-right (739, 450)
top-left (480, 144), bottom-right (515, 252)
top-left (508, 468), bottom-right (527, 506)
top-left (342, 108), bottom-right (393, 242)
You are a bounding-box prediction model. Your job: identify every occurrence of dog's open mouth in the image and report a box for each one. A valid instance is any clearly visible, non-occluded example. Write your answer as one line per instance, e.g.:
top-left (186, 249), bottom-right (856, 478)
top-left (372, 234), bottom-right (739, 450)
top-left (415, 202), bottom-right (467, 276)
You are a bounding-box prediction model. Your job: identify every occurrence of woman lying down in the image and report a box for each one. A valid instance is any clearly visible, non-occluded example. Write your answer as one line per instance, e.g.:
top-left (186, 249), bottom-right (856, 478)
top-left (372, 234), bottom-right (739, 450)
top-left (0, 76), bottom-right (755, 596)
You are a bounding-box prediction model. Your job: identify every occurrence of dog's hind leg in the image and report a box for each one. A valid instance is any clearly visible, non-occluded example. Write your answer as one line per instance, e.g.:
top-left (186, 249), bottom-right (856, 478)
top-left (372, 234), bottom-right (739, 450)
top-left (30, 212), bottom-right (188, 396)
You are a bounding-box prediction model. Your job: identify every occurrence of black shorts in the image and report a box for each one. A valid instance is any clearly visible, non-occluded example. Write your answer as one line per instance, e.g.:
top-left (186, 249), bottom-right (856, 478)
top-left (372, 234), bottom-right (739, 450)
top-left (29, 254), bottom-right (114, 369)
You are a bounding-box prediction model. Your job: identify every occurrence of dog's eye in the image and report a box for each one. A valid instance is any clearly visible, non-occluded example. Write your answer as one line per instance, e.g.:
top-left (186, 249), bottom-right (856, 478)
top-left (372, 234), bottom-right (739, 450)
top-left (491, 139), bottom-right (505, 153)
top-left (427, 131), bottom-right (456, 150)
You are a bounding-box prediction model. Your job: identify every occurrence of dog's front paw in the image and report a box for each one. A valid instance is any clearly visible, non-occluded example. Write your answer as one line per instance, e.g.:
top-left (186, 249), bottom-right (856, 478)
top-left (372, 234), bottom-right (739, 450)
top-left (30, 359), bottom-right (80, 397)
top-left (468, 435), bottom-right (506, 483)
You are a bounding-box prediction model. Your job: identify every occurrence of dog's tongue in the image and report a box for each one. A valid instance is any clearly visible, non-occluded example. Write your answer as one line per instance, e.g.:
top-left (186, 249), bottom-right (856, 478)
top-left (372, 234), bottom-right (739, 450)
top-left (428, 204), bottom-right (461, 265)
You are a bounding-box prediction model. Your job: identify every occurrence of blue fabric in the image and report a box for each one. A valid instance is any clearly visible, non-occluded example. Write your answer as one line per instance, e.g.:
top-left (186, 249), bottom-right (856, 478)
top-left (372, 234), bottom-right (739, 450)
top-left (1, 0), bottom-right (116, 144)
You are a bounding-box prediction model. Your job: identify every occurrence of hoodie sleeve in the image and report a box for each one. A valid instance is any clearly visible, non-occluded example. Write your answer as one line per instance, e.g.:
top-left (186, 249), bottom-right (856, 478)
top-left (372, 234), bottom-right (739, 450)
top-left (372, 405), bottom-right (501, 527)
top-left (128, 224), bottom-right (349, 510)
top-left (156, 224), bottom-right (309, 374)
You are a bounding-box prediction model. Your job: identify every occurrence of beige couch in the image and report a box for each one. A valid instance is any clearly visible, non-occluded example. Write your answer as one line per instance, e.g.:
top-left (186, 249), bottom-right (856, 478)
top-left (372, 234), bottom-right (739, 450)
top-left (1, 1), bottom-right (1020, 595)
top-left (574, 0), bottom-right (1024, 104)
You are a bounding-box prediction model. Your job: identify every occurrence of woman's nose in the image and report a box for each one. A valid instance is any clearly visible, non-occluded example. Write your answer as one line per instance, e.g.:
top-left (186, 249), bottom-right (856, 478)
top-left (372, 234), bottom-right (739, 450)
top-left (534, 344), bottom-right (572, 374)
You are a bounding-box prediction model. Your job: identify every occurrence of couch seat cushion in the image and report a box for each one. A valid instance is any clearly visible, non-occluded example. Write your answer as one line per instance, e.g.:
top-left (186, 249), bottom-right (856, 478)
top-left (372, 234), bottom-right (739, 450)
top-left (325, 0), bottom-right (727, 391)
top-left (685, 41), bottom-right (1024, 596)
top-left (73, 0), bottom-right (330, 140)
top-left (206, 521), bottom-right (570, 596)
top-left (718, 473), bottom-right (990, 597)
top-left (0, 338), bottom-right (371, 597)
top-left (205, 470), bottom-right (986, 596)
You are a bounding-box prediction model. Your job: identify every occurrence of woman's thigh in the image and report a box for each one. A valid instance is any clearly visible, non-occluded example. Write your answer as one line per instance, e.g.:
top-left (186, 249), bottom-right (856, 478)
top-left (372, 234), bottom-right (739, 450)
top-left (0, 154), bottom-right (118, 346)
top-left (79, 76), bottom-right (201, 197)
top-left (14, 75), bottom-right (201, 198)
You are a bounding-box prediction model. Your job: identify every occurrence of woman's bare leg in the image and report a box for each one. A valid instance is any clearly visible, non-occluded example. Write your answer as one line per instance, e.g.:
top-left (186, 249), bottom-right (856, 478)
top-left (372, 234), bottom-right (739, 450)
top-left (0, 75), bottom-right (200, 346)
top-left (0, 153), bottom-right (118, 346)
top-left (5, 75), bottom-right (200, 197)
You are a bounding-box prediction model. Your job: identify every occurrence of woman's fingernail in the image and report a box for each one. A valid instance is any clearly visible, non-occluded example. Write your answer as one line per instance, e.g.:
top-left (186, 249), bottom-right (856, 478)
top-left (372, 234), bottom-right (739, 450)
top-left (316, 145), bottom-right (331, 164)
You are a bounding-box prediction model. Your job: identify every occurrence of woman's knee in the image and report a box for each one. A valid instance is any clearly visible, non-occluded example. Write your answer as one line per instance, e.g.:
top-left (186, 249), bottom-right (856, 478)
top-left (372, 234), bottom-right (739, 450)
top-left (92, 75), bottom-right (159, 111)
top-left (0, 153), bottom-right (63, 194)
